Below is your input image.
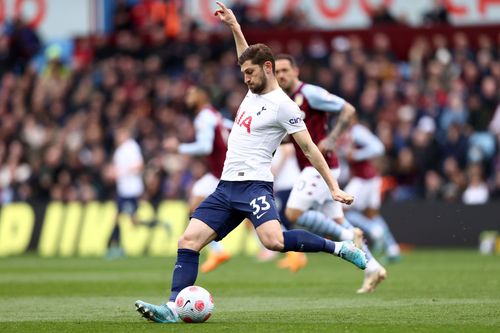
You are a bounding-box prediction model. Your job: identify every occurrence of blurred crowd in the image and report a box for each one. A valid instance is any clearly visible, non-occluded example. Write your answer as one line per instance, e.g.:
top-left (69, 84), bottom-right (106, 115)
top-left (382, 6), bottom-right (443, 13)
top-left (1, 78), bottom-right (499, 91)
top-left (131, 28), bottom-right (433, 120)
top-left (0, 0), bottom-right (499, 205)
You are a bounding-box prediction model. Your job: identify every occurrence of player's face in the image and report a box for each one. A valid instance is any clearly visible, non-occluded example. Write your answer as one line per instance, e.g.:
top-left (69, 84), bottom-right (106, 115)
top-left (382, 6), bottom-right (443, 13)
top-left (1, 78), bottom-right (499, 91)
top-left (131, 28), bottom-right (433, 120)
top-left (115, 128), bottom-right (129, 145)
top-left (275, 59), bottom-right (298, 92)
top-left (241, 61), bottom-right (267, 94)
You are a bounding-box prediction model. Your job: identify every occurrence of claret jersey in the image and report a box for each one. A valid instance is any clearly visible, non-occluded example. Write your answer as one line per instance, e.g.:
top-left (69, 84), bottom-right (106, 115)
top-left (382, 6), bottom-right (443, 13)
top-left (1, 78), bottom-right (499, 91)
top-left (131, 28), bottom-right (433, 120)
top-left (221, 88), bottom-right (306, 182)
top-left (179, 106), bottom-right (228, 178)
top-left (345, 123), bottom-right (385, 179)
top-left (290, 83), bottom-right (346, 170)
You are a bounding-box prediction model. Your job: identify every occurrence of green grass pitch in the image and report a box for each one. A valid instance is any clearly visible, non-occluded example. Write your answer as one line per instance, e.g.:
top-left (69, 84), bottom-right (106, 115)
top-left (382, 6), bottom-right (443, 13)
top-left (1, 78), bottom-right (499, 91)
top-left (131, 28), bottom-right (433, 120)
top-left (1, 250), bottom-right (499, 333)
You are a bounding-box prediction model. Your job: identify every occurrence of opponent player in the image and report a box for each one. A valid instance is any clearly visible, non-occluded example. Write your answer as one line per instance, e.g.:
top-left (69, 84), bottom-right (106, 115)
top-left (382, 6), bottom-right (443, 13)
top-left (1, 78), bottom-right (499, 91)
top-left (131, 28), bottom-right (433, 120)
top-left (337, 117), bottom-right (401, 263)
top-left (275, 54), bottom-right (387, 293)
top-left (163, 85), bottom-right (232, 273)
top-left (134, 2), bottom-right (366, 323)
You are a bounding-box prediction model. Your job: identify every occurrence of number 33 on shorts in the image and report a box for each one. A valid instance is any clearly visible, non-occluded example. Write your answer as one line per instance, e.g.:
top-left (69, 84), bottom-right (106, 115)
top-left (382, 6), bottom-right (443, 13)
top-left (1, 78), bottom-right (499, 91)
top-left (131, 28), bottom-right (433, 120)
top-left (250, 196), bottom-right (271, 219)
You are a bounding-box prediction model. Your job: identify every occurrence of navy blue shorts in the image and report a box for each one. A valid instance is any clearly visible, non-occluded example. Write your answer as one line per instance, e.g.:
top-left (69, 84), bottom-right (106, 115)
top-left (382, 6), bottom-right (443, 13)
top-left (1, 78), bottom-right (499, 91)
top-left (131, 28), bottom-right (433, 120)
top-left (191, 180), bottom-right (280, 241)
top-left (117, 196), bottom-right (139, 215)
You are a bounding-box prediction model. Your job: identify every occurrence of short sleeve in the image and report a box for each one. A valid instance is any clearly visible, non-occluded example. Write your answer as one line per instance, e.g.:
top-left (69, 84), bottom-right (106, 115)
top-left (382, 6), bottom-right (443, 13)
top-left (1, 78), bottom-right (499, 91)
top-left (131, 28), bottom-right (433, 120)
top-left (277, 99), bottom-right (307, 134)
top-left (194, 109), bottom-right (217, 133)
top-left (301, 84), bottom-right (346, 113)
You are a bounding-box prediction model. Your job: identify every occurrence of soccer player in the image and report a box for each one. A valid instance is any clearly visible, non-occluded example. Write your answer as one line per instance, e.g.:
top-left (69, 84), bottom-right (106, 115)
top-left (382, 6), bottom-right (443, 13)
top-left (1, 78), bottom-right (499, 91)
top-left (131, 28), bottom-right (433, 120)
top-left (275, 55), bottom-right (387, 292)
top-left (339, 117), bottom-right (401, 263)
top-left (163, 84), bottom-right (233, 273)
top-left (107, 126), bottom-right (144, 258)
top-left (134, 2), bottom-right (366, 323)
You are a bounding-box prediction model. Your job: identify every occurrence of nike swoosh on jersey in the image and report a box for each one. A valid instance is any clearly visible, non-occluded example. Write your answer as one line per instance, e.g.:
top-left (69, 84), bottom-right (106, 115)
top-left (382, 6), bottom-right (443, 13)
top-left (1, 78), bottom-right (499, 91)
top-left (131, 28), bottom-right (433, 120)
top-left (256, 211), bottom-right (268, 219)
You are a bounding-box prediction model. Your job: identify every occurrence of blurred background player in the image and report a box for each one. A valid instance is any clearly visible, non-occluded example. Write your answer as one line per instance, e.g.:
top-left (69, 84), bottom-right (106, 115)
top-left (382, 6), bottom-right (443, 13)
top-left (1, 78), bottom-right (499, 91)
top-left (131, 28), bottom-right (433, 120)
top-left (338, 116), bottom-right (401, 263)
top-left (107, 126), bottom-right (144, 258)
top-left (163, 84), bottom-right (232, 273)
top-left (275, 54), bottom-right (386, 292)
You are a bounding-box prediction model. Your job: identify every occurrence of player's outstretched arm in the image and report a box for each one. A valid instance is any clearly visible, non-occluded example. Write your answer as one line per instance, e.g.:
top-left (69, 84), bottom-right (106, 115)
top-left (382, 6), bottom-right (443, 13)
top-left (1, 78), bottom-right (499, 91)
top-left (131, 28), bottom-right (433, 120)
top-left (214, 1), bottom-right (249, 58)
top-left (292, 129), bottom-right (354, 205)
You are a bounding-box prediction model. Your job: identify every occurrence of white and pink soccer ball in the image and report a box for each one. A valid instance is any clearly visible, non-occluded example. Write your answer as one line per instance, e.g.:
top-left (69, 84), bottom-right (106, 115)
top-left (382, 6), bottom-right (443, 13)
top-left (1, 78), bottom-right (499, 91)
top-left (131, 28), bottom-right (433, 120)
top-left (175, 286), bottom-right (214, 323)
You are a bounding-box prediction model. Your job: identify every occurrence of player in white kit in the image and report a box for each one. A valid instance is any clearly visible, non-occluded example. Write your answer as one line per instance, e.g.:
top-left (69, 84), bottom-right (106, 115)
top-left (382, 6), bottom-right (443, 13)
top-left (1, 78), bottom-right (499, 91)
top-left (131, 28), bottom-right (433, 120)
top-left (134, 2), bottom-right (366, 323)
top-left (107, 126), bottom-right (144, 258)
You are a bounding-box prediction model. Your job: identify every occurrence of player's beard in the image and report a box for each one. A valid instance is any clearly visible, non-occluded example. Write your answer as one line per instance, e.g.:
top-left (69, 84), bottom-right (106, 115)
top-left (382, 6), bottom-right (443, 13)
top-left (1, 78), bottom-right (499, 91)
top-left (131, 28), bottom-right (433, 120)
top-left (248, 72), bottom-right (267, 94)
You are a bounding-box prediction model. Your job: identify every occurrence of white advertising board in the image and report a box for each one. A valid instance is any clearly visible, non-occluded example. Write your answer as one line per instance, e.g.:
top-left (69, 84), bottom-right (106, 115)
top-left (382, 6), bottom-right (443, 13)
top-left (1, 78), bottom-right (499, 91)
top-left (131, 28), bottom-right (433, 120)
top-left (0, 0), bottom-right (97, 39)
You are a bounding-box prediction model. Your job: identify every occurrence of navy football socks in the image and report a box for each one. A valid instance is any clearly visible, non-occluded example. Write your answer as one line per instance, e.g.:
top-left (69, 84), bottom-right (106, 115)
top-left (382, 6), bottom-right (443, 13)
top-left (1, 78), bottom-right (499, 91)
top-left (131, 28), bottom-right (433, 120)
top-left (282, 229), bottom-right (336, 254)
top-left (169, 248), bottom-right (200, 302)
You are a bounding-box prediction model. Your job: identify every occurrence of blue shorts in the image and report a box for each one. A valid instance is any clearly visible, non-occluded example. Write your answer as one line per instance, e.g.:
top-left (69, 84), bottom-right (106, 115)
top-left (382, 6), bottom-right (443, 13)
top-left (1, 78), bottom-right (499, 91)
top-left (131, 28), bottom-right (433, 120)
top-left (117, 196), bottom-right (139, 215)
top-left (191, 180), bottom-right (280, 241)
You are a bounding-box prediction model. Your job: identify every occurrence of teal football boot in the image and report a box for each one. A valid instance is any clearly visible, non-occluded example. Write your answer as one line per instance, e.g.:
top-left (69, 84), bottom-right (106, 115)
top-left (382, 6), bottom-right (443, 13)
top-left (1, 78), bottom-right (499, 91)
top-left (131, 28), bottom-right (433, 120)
top-left (135, 300), bottom-right (179, 323)
top-left (338, 241), bottom-right (368, 270)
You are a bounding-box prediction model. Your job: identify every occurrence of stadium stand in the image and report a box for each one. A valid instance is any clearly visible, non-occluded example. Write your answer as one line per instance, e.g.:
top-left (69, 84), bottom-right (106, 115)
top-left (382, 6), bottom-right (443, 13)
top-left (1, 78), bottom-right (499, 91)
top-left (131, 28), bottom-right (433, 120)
top-left (0, 1), bottom-right (499, 207)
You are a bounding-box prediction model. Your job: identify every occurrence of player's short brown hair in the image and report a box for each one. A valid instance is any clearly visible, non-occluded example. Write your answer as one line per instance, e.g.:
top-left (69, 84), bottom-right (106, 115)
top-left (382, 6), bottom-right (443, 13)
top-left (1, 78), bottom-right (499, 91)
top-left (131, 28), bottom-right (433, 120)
top-left (238, 43), bottom-right (275, 72)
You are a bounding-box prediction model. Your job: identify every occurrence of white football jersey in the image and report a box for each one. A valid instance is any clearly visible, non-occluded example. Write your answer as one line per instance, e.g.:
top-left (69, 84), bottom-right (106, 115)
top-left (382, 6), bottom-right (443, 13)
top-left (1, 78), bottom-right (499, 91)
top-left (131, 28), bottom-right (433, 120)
top-left (113, 139), bottom-right (144, 197)
top-left (221, 88), bottom-right (306, 182)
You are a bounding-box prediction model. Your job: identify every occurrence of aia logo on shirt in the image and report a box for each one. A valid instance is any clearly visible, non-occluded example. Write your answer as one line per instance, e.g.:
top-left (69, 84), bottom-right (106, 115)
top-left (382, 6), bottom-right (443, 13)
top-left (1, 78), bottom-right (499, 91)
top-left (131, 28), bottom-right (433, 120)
top-left (236, 110), bottom-right (252, 133)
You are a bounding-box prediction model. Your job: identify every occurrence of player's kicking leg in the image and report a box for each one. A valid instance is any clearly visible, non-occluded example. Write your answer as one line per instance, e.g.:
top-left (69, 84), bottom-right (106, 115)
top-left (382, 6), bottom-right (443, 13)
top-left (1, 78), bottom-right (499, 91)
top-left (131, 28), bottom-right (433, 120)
top-left (281, 205), bottom-right (363, 272)
top-left (256, 219), bottom-right (367, 270)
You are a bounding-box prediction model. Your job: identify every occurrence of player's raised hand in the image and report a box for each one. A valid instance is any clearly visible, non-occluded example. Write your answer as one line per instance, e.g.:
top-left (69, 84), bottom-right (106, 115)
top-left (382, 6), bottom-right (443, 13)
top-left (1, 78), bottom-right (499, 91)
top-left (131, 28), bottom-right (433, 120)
top-left (214, 1), bottom-right (238, 27)
top-left (331, 188), bottom-right (354, 205)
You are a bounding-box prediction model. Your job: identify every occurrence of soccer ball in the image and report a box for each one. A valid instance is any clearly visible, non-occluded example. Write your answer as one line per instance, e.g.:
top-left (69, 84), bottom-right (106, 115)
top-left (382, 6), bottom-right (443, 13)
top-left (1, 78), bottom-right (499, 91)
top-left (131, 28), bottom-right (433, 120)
top-left (175, 286), bottom-right (214, 323)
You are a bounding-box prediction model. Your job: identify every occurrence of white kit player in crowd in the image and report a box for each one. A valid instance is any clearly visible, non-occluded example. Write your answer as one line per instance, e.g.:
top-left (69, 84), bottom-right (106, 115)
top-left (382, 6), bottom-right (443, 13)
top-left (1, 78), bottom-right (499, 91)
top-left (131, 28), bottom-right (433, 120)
top-left (338, 116), bottom-right (401, 263)
top-left (275, 54), bottom-right (387, 293)
top-left (107, 126), bottom-right (144, 258)
top-left (163, 85), bottom-right (233, 273)
top-left (134, 2), bottom-right (366, 323)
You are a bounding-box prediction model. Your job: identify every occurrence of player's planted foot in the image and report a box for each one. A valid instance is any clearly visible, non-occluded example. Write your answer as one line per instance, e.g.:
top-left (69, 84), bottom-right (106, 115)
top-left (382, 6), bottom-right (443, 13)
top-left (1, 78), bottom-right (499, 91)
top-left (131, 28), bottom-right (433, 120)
top-left (357, 266), bottom-right (387, 294)
top-left (135, 300), bottom-right (179, 323)
top-left (200, 250), bottom-right (231, 273)
top-left (338, 241), bottom-right (367, 270)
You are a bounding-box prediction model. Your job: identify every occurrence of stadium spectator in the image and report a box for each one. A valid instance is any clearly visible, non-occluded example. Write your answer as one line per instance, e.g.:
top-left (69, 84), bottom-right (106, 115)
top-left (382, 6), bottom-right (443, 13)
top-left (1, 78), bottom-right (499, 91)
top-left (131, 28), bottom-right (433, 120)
top-left (6, 17), bottom-right (41, 74)
top-left (462, 163), bottom-right (490, 204)
top-left (113, 0), bottom-right (135, 32)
